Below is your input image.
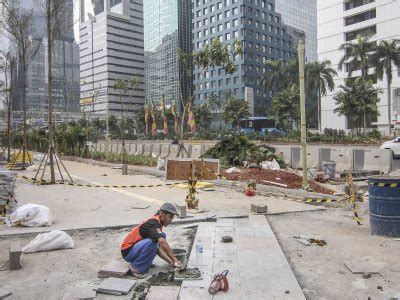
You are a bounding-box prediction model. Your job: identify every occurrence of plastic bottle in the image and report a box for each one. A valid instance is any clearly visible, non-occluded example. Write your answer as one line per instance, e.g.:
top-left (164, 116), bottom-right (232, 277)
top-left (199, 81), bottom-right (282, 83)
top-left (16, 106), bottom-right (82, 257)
top-left (195, 239), bottom-right (203, 269)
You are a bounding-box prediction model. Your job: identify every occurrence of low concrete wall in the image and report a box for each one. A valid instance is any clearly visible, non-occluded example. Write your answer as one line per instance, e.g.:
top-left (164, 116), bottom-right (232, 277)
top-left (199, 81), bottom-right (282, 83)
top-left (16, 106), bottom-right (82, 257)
top-left (92, 140), bottom-right (396, 173)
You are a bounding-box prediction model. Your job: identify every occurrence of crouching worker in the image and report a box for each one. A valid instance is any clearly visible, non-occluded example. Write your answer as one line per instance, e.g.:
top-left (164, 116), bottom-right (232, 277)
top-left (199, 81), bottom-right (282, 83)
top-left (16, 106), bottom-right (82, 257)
top-left (121, 203), bottom-right (183, 278)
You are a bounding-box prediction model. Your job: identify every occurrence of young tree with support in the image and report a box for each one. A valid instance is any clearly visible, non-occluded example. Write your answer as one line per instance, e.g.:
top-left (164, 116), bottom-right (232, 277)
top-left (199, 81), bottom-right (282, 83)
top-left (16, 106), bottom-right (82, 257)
top-left (35, 0), bottom-right (72, 183)
top-left (2, 0), bottom-right (42, 169)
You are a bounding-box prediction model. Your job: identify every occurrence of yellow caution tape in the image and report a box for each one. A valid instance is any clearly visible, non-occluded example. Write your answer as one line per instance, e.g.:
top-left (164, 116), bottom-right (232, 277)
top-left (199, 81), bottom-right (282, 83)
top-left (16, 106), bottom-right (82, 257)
top-left (18, 175), bottom-right (179, 189)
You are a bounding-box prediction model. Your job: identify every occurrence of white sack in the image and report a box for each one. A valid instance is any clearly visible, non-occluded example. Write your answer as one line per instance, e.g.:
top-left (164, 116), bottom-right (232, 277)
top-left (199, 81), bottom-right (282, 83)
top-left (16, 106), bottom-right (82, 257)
top-left (225, 167), bottom-right (241, 174)
top-left (157, 158), bottom-right (165, 170)
top-left (22, 230), bottom-right (74, 253)
top-left (9, 203), bottom-right (53, 227)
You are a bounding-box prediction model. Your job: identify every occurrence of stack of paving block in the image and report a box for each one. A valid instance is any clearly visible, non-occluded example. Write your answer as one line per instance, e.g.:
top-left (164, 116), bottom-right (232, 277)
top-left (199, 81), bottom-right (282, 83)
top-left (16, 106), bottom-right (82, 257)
top-left (0, 172), bottom-right (16, 222)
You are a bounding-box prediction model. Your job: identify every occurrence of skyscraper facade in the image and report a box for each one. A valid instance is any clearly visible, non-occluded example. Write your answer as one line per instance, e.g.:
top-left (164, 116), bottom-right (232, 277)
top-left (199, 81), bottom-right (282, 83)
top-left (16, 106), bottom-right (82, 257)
top-left (193, 0), bottom-right (297, 116)
top-left (10, 0), bottom-right (80, 115)
top-left (275, 0), bottom-right (317, 62)
top-left (318, 0), bottom-right (400, 132)
top-left (79, 0), bottom-right (145, 114)
top-left (143, 0), bottom-right (193, 105)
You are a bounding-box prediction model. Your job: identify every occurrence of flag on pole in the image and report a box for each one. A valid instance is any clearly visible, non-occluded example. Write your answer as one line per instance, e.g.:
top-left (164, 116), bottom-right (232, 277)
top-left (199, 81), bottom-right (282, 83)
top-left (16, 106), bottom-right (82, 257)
top-left (170, 98), bottom-right (179, 134)
top-left (151, 104), bottom-right (157, 135)
top-left (161, 96), bottom-right (168, 135)
top-left (144, 103), bottom-right (149, 135)
top-left (187, 101), bottom-right (196, 133)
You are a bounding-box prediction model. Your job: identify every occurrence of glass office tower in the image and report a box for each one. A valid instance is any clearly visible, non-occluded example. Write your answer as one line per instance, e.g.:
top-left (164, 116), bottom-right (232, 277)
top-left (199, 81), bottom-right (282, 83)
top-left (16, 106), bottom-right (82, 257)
top-left (193, 0), bottom-right (297, 116)
top-left (144, 0), bottom-right (193, 105)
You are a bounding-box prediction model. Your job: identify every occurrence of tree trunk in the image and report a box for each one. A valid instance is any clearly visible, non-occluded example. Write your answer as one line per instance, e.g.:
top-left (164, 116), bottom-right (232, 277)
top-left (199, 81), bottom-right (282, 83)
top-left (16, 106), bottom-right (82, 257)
top-left (22, 54), bottom-right (27, 169)
top-left (318, 87), bottom-right (322, 132)
top-left (47, 2), bottom-right (55, 182)
top-left (387, 80), bottom-right (392, 136)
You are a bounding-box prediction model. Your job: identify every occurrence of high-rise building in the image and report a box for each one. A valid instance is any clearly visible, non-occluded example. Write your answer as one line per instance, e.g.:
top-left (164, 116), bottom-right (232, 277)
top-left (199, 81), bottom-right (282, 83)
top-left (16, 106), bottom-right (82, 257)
top-left (318, 0), bottom-right (400, 132)
top-left (275, 0), bottom-right (317, 62)
top-left (10, 0), bottom-right (80, 115)
top-left (143, 0), bottom-right (193, 106)
top-left (79, 0), bottom-right (145, 114)
top-left (193, 0), bottom-right (297, 116)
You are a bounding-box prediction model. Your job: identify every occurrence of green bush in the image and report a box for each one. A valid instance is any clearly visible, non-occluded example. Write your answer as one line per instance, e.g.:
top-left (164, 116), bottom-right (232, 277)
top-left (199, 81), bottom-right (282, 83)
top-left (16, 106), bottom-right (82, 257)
top-left (202, 134), bottom-right (286, 168)
top-left (90, 151), bottom-right (157, 167)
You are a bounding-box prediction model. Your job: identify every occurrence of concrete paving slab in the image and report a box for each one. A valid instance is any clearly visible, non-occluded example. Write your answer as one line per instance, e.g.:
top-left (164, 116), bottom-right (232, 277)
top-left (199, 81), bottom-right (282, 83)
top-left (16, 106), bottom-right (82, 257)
top-left (62, 285), bottom-right (96, 300)
top-left (180, 218), bottom-right (305, 299)
top-left (95, 277), bottom-right (136, 295)
top-left (146, 286), bottom-right (180, 300)
top-left (98, 260), bottom-right (129, 278)
top-left (0, 289), bottom-right (12, 299)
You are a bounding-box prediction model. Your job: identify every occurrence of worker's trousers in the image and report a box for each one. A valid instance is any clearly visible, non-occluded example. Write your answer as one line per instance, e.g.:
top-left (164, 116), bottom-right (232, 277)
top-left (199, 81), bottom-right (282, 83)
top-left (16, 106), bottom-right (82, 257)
top-left (123, 232), bottom-right (166, 273)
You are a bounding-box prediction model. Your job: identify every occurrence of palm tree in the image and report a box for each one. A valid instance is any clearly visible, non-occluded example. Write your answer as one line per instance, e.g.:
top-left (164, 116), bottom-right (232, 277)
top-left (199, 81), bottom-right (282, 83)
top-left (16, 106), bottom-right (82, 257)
top-left (338, 35), bottom-right (376, 79)
top-left (223, 97), bottom-right (251, 129)
top-left (262, 59), bottom-right (299, 95)
top-left (373, 39), bottom-right (400, 135)
top-left (306, 60), bottom-right (337, 131)
top-left (269, 85), bottom-right (301, 131)
top-left (334, 78), bottom-right (381, 134)
top-left (262, 60), bottom-right (286, 94)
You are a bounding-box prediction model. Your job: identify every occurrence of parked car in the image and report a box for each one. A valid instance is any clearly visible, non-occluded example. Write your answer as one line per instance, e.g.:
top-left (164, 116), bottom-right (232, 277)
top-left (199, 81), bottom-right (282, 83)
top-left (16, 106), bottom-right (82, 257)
top-left (380, 137), bottom-right (400, 157)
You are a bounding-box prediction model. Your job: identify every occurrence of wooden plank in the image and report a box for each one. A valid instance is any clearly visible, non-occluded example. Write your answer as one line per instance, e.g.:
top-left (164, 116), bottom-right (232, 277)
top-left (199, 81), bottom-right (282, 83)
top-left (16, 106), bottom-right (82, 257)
top-left (165, 159), bottom-right (219, 181)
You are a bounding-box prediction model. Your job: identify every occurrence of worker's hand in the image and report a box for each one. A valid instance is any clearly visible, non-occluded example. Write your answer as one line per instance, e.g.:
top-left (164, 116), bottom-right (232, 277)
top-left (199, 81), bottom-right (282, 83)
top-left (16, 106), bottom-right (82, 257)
top-left (172, 260), bottom-right (183, 269)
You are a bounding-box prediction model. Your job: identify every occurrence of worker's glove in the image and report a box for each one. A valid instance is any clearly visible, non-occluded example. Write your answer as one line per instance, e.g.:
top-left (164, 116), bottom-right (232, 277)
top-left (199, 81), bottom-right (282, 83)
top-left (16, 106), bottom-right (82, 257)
top-left (209, 270), bottom-right (229, 295)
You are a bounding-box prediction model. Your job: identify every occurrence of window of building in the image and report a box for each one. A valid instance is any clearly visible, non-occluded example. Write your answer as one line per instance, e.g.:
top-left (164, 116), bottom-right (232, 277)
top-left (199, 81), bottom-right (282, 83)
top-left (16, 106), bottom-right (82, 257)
top-left (225, 10), bottom-right (231, 18)
top-left (225, 21), bottom-right (231, 29)
top-left (345, 0), bottom-right (375, 11)
top-left (217, 24), bottom-right (223, 31)
top-left (233, 30), bottom-right (239, 38)
top-left (345, 9), bottom-right (376, 26)
top-left (217, 13), bottom-right (222, 20)
top-left (203, 8), bottom-right (208, 14)
top-left (210, 5), bottom-right (215, 12)
top-left (210, 15), bottom-right (215, 23)
top-left (345, 25), bottom-right (376, 41)
top-left (233, 19), bottom-right (239, 26)
top-left (225, 32), bottom-right (231, 40)
top-left (217, 2), bottom-right (223, 9)
top-left (232, 7), bottom-right (238, 15)
top-left (211, 26), bottom-right (216, 33)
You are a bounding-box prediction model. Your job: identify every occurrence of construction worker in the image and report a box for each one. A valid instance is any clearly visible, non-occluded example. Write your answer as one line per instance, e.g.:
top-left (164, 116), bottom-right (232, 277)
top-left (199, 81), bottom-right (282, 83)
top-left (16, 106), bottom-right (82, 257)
top-left (120, 203), bottom-right (183, 278)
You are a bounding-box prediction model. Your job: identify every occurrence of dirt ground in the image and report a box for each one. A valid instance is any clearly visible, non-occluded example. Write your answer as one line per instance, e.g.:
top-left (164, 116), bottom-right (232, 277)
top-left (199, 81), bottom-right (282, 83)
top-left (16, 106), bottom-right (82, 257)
top-left (0, 225), bottom-right (194, 299)
top-left (222, 168), bottom-right (335, 195)
top-left (268, 202), bottom-right (400, 300)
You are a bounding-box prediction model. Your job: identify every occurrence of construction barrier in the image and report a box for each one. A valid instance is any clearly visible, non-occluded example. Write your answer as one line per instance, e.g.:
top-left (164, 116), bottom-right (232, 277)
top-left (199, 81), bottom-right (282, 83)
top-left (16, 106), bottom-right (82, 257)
top-left (160, 144), bottom-right (170, 158)
top-left (151, 144), bottom-right (161, 157)
top-left (190, 145), bottom-right (203, 159)
top-left (330, 148), bottom-right (352, 172)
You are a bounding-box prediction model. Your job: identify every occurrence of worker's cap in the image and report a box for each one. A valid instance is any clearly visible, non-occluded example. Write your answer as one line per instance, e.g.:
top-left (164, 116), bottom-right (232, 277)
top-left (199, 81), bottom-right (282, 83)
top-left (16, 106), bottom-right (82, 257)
top-left (160, 203), bottom-right (179, 216)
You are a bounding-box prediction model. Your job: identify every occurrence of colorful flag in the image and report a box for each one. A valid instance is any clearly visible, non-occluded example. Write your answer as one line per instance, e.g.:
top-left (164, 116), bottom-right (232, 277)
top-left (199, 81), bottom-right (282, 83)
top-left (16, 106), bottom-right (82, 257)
top-left (144, 104), bottom-right (149, 135)
top-left (161, 96), bottom-right (168, 135)
top-left (187, 101), bottom-right (196, 133)
top-left (170, 98), bottom-right (179, 134)
top-left (151, 104), bottom-right (157, 135)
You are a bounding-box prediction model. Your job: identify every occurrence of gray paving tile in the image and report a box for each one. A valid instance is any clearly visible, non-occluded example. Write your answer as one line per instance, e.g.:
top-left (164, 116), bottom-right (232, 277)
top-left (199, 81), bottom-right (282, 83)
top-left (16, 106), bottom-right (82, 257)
top-left (146, 286), bottom-right (180, 300)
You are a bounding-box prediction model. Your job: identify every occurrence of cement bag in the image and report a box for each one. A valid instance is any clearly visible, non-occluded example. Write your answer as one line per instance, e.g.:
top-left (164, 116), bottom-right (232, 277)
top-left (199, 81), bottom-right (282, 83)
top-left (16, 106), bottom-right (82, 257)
top-left (157, 158), bottom-right (165, 170)
top-left (9, 203), bottom-right (53, 227)
top-left (22, 230), bottom-right (74, 253)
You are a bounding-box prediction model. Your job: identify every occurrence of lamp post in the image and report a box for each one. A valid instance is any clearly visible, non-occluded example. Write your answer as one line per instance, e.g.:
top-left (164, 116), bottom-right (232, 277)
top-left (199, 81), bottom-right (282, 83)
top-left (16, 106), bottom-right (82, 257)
top-left (298, 39), bottom-right (308, 189)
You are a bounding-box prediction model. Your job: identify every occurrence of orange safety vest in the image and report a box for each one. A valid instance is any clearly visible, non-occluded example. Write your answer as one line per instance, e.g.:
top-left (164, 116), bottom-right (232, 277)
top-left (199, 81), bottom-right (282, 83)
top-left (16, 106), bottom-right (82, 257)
top-left (120, 215), bottom-right (163, 251)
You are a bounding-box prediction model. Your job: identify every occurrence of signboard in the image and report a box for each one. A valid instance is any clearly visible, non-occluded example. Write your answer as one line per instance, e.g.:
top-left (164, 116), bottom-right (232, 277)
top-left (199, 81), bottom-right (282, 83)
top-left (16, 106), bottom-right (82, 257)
top-left (80, 97), bottom-right (94, 105)
top-left (80, 87), bottom-right (108, 98)
top-left (165, 158), bottom-right (220, 181)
